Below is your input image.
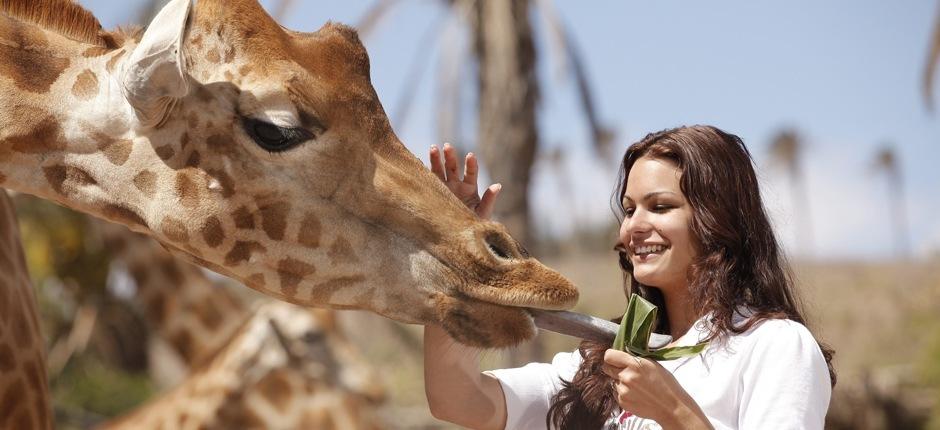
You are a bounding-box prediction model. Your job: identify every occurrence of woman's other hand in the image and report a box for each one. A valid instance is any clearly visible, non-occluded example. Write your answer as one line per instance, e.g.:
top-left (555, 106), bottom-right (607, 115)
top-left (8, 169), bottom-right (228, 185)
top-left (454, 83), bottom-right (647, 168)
top-left (602, 349), bottom-right (713, 430)
top-left (430, 143), bottom-right (501, 219)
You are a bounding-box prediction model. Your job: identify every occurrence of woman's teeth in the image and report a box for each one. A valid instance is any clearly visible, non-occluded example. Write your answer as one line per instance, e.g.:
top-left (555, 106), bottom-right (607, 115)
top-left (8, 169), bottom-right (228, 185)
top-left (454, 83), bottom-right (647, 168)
top-left (635, 245), bottom-right (666, 255)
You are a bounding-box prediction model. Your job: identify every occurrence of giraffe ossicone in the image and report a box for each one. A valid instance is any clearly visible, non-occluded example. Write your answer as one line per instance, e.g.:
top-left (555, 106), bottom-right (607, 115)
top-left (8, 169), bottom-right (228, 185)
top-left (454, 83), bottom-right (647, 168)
top-left (0, 0), bottom-right (579, 348)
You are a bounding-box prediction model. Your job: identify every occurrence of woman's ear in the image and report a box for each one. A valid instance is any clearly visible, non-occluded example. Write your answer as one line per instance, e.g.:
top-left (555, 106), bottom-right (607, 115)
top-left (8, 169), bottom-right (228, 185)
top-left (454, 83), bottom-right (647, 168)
top-left (120, 0), bottom-right (192, 128)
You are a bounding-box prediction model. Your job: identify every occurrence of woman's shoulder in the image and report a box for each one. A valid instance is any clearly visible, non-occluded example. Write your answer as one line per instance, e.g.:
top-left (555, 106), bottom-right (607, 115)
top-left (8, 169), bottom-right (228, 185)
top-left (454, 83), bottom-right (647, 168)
top-left (730, 316), bottom-right (824, 361)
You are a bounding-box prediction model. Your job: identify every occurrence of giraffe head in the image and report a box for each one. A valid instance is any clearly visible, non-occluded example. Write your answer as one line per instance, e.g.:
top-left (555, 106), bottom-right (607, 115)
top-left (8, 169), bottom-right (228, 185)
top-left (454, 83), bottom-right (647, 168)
top-left (94, 0), bottom-right (578, 347)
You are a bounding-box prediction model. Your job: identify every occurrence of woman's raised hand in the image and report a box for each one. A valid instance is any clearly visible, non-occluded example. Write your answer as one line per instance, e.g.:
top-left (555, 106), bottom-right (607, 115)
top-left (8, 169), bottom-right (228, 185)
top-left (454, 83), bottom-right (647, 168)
top-left (429, 143), bottom-right (501, 220)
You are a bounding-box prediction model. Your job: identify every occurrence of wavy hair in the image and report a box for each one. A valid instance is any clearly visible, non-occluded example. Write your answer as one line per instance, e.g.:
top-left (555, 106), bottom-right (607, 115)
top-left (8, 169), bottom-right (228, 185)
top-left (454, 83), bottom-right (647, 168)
top-left (546, 125), bottom-right (836, 429)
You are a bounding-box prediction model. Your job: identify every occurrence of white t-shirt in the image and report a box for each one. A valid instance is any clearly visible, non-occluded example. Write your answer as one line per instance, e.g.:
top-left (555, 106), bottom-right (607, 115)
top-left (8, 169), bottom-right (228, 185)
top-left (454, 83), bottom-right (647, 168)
top-left (485, 314), bottom-right (832, 429)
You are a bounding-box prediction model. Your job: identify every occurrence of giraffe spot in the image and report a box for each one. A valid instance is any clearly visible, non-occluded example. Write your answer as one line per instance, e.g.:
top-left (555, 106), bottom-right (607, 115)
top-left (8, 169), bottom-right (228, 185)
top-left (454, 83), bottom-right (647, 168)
top-left (206, 134), bottom-right (229, 150)
top-left (133, 170), bottom-right (157, 198)
top-left (232, 206), bottom-right (255, 229)
top-left (201, 216), bottom-right (224, 248)
top-left (255, 371), bottom-right (292, 413)
top-left (155, 145), bottom-right (175, 161)
top-left (180, 132), bottom-right (191, 150)
top-left (0, 378), bottom-right (24, 424)
top-left (191, 34), bottom-right (203, 48)
top-left (160, 259), bottom-right (184, 286)
top-left (224, 241), bottom-right (266, 266)
top-left (42, 164), bottom-right (97, 196)
top-left (101, 203), bottom-right (148, 229)
top-left (100, 138), bottom-right (133, 166)
top-left (187, 115), bottom-right (199, 129)
top-left (194, 298), bottom-right (223, 331)
top-left (160, 218), bottom-right (189, 243)
top-left (0, 344), bottom-right (15, 372)
top-left (0, 21), bottom-right (70, 93)
top-left (259, 201), bottom-right (289, 241)
top-left (5, 117), bottom-right (65, 154)
top-left (206, 169), bottom-right (235, 197)
top-left (175, 171), bottom-right (200, 208)
top-left (185, 150), bottom-right (201, 167)
top-left (0, 172), bottom-right (6, 183)
top-left (328, 237), bottom-right (358, 264)
top-left (169, 329), bottom-right (196, 363)
top-left (245, 273), bottom-right (265, 288)
top-left (129, 263), bottom-right (151, 285)
top-left (147, 294), bottom-right (169, 326)
top-left (297, 213), bottom-right (322, 248)
top-left (310, 275), bottom-right (365, 304)
top-left (71, 69), bottom-right (98, 100)
top-left (277, 258), bottom-right (315, 296)
top-left (11, 307), bottom-right (33, 348)
top-left (237, 64), bottom-right (254, 77)
top-left (82, 46), bottom-right (111, 57)
top-left (207, 50), bottom-right (221, 63)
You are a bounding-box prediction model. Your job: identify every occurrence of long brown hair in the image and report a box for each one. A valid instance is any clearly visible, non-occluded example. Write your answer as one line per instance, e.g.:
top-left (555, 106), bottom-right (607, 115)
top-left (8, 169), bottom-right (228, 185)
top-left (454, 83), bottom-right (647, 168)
top-left (547, 125), bottom-right (836, 429)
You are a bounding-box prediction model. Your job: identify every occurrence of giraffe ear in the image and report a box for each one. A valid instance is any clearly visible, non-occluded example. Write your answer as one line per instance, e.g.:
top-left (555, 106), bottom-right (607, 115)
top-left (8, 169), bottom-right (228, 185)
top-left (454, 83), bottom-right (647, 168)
top-left (121, 0), bottom-right (193, 128)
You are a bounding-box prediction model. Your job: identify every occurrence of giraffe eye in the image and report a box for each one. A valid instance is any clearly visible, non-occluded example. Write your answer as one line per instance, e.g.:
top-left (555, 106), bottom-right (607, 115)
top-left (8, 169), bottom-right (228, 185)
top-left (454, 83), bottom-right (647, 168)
top-left (242, 118), bottom-right (314, 152)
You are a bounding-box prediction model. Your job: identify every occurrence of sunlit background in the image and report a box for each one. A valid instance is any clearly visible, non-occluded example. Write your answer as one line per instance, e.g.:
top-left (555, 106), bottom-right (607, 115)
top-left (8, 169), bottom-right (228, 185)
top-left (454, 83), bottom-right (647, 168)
top-left (10, 1), bottom-right (940, 429)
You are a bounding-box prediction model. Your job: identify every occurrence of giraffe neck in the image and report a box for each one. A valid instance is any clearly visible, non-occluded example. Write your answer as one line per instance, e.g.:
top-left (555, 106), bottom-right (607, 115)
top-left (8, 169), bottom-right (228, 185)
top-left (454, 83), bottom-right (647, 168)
top-left (0, 192), bottom-right (52, 430)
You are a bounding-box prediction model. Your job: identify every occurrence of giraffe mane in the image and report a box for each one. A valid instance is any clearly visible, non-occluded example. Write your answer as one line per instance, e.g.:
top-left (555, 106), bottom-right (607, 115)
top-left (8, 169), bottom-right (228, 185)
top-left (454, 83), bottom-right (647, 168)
top-left (0, 0), bottom-right (138, 48)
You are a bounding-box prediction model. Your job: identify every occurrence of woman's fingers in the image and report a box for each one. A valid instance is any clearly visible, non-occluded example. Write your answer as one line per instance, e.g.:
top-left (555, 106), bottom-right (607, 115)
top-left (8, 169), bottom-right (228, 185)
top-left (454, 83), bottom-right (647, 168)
top-left (430, 145), bottom-right (446, 181)
top-left (477, 184), bottom-right (501, 219)
top-left (443, 143), bottom-right (460, 181)
top-left (463, 152), bottom-right (479, 186)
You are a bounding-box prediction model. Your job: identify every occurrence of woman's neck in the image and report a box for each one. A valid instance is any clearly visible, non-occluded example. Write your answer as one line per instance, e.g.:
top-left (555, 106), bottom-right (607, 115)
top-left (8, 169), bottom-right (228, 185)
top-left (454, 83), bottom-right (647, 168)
top-left (661, 288), bottom-right (698, 340)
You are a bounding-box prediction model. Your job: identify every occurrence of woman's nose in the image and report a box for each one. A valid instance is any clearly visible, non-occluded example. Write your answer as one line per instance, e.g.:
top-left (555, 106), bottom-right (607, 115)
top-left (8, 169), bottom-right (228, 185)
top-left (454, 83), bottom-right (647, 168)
top-left (620, 212), bottom-right (652, 241)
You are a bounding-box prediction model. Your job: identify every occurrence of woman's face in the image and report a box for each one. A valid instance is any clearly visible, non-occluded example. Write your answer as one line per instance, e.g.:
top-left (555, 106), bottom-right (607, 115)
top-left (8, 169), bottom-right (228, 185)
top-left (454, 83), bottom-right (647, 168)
top-left (619, 156), bottom-right (698, 292)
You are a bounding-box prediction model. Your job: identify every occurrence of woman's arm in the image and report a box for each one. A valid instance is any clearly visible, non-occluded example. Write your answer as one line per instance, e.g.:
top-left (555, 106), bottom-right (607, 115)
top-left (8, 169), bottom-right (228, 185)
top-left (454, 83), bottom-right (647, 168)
top-left (424, 144), bottom-right (506, 429)
top-left (424, 324), bottom-right (507, 429)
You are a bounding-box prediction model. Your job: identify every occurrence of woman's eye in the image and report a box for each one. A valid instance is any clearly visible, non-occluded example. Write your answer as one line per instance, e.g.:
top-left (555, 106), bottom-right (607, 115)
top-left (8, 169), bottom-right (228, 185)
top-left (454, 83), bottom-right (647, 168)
top-left (653, 205), bottom-right (672, 212)
top-left (624, 207), bottom-right (636, 217)
top-left (243, 118), bottom-right (315, 152)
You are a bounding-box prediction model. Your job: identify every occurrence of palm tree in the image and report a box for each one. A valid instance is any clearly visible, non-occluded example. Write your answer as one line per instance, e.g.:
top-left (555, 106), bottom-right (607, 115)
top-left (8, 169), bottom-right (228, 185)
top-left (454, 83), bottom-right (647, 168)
top-left (924, 2), bottom-right (940, 110)
top-left (872, 145), bottom-right (911, 259)
top-left (769, 129), bottom-right (815, 258)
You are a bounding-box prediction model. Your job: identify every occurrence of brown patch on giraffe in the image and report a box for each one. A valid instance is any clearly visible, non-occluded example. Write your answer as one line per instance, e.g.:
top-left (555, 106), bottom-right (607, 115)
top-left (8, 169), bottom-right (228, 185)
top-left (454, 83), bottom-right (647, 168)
top-left (224, 241), bottom-right (266, 266)
top-left (160, 218), bottom-right (189, 243)
top-left (42, 164), bottom-right (97, 196)
top-left (194, 298), bottom-right (223, 331)
top-left (129, 263), bottom-right (151, 285)
top-left (255, 371), bottom-right (292, 413)
top-left (328, 237), bottom-right (359, 264)
top-left (101, 203), bottom-right (148, 229)
top-left (185, 150), bottom-right (201, 167)
top-left (133, 170), bottom-right (157, 198)
top-left (80, 122), bottom-right (133, 166)
top-left (259, 201), bottom-right (290, 240)
top-left (71, 69), bottom-right (98, 100)
top-left (206, 168), bottom-right (235, 197)
top-left (238, 64), bottom-right (254, 77)
top-left (0, 19), bottom-right (71, 94)
top-left (160, 259), bottom-right (184, 286)
top-left (175, 171), bottom-right (200, 208)
top-left (223, 46), bottom-right (236, 63)
top-left (309, 275), bottom-right (365, 304)
top-left (207, 50), bottom-right (221, 63)
top-left (155, 145), bottom-right (175, 161)
top-left (0, 172), bottom-right (6, 183)
top-left (200, 216), bottom-right (224, 248)
top-left (147, 294), bottom-right (169, 326)
top-left (82, 45), bottom-right (111, 57)
top-left (0, 344), bottom-right (14, 373)
top-left (297, 213), bottom-right (322, 248)
top-left (190, 33), bottom-right (203, 48)
top-left (232, 206), bottom-right (255, 229)
top-left (187, 114), bottom-right (199, 129)
top-left (245, 273), bottom-right (265, 288)
top-left (277, 257), bottom-right (315, 296)
top-left (169, 329), bottom-right (196, 363)
top-left (5, 116), bottom-right (66, 154)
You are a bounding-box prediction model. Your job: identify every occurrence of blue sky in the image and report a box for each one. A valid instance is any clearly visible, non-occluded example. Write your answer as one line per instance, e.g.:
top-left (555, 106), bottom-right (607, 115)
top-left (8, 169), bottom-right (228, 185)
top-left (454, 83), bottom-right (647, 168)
top-left (84, 0), bottom-right (940, 260)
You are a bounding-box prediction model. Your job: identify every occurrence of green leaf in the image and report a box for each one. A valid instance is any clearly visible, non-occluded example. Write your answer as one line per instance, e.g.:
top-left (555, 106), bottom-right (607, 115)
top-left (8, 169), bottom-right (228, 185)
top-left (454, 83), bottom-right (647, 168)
top-left (612, 294), bottom-right (708, 361)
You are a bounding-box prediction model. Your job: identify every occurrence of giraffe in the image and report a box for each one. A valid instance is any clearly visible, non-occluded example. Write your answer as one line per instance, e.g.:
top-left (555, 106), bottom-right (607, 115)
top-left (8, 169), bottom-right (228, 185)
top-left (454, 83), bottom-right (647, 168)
top-left (0, 193), bottom-right (51, 430)
top-left (0, 0), bottom-right (578, 346)
top-left (99, 301), bottom-right (386, 430)
top-left (97, 221), bottom-right (387, 428)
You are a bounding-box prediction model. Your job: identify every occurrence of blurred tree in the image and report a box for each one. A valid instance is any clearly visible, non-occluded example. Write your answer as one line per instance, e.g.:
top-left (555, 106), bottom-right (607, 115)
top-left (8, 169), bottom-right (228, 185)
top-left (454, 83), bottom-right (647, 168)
top-left (924, 2), bottom-right (940, 110)
top-left (769, 129), bottom-right (815, 258)
top-left (358, 0), bottom-right (614, 251)
top-left (872, 144), bottom-right (911, 259)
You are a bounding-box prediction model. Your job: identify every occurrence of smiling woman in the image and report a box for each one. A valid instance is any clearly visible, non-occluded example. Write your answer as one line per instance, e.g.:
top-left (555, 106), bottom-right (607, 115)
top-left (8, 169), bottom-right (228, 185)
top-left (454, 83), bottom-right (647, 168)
top-left (424, 127), bottom-right (835, 430)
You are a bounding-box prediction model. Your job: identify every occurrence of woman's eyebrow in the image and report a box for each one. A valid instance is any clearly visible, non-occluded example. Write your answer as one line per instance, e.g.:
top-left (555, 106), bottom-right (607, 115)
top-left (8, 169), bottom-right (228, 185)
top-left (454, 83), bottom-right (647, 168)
top-left (625, 191), bottom-right (677, 202)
